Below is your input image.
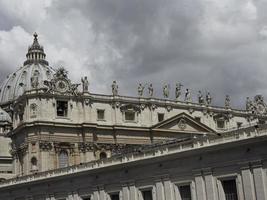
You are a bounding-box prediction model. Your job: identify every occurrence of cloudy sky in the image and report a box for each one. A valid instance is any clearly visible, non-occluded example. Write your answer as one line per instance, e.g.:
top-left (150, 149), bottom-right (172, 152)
top-left (0, 0), bottom-right (267, 108)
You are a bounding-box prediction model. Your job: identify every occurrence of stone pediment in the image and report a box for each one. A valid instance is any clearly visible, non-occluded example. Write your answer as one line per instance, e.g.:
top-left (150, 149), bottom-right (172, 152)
top-left (151, 112), bottom-right (216, 134)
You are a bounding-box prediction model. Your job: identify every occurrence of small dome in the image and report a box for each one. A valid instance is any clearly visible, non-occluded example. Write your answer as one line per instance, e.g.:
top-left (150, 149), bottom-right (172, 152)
top-left (0, 33), bottom-right (55, 105)
top-left (0, 107), bottom-right (11, 123)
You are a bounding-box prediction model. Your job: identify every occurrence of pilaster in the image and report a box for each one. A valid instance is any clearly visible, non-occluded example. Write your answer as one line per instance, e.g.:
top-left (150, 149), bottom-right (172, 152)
top-left (121, 183), bottom-right (130, 200)
top-left (203, 168), bottom-right (217, 200)
top-left (163, 178), bottom-right (174, 200)
top-left (251, 161), bottom-right (267, 200)
top-left (240, 163), bottom-right (256, 200)
top-left (155, 179), bottom-right (165, 200)
top-left (129, 182), bottom-right (137, 200)
top-left (193, 169), bottom-right (207, 200)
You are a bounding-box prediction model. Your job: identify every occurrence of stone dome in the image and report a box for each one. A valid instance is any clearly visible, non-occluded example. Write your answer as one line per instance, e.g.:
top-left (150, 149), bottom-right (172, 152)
top-left (0, 33), bottom-right (55, 105)
top-left (0, 107), bottom-right (11, 123)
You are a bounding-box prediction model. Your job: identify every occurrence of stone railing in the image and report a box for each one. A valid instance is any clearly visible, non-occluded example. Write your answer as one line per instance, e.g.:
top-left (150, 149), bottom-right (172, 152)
top-left (0, 124), bottom-right (266, 189)
top-left (22, 88), bottom-right (255, 116)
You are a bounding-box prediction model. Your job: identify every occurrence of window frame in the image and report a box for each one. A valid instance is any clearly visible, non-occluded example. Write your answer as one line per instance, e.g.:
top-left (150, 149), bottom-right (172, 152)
top-left (216, 120), bottom-right (225, 129)
top-left (158, 113), bottom-right (165, 122)
top-left (58, 149), bottom-right (69, 168)
top-left (124, 110), bottom-right (136, 122)
top-left (108, 192), bottom-right (121, 200)
top-left (56, 100), bottom-right (69, 118)
top-left (97, 109), bottom-right (106, 121)
top-left (174, 181), bottom-right (194, 200)
top-left (138, 186), bottom-right (155, 200)
top-left (216, 175), bottom-right (240, 200)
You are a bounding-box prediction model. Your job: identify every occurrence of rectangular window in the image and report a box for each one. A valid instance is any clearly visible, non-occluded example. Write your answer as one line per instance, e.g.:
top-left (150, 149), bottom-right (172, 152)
top-left (56, 101), bottom-right (68, 117)
top-left (141, 190), bottom-right (153, 200)
top-left (222, 179), bottom-right (238, 200)
top-left (158, 113), bottom-right (164, 122)
top-left (125, 111), bottom-right (135, 121)
top-left (217, 120), bottom-right (225, 129)
top-left (110, 193), bottom-right (120, 200)
top-left (97, 109), bottom-right (105, 120)
top-left (179, 185), bottom-right (192, 200)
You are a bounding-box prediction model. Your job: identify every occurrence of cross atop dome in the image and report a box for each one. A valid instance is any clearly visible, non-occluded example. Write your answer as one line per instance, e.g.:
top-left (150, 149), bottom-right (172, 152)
top-left (33, 32), bottom-right (38, 39)
top-left (23, 32), bottom-right (49, 66)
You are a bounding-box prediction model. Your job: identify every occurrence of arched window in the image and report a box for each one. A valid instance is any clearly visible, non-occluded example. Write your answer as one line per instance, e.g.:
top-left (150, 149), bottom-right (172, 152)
top-left (99, 152), bottom-right (107, 159)
top-left (59, 150), bottom-right (69, 168)
top-left (31, 157), bottom-right (38, 171)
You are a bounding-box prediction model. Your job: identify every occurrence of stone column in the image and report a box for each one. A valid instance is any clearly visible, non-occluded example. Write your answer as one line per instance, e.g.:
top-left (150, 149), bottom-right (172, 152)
top-left (93, 189), bottom-right (99, 200)
top-left (203, 169), bottom-right (217, 200)
top-left (240, 164), bottom-right (256, 200)
top-left (155, 179), bottom-right (165, 200)
top-left (163, 178), bottom-right (174, 200)
top-left (129, 182), bottom-right (138, 200)
top-left (122, 183), bottom-right (130, 200)
top-left (193, 170), bottom-right (207, 200)
top-left (99, 186), bottom-right (106, 200)
top-left (72, 192), bottom-right (81, 200)
top-left (67, 193), bottom-right (74, 200)
top-left (251, 161), bottom-right (267, 200)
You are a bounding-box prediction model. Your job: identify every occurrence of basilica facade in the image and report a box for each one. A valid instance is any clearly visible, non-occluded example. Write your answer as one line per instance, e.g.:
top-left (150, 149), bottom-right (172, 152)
top-left (0, 34), bottom-right (266, 200)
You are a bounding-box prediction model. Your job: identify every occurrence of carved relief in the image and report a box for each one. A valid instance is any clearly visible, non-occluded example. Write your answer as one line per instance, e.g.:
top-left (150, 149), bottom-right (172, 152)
top-left (44, 67), bottom-right (81, 96)
top-left (78, 143), bottom-right (94, 153)
top-left (39, 141), bottom-right (53, 151)
top-left (166, 105), bottom-right (172, 112)
top-left (178, 118), bottom-right (187, 130)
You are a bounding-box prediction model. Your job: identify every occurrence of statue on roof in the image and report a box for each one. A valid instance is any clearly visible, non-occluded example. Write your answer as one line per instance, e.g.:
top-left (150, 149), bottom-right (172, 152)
top-left (246, 97), bottom-right (253, 111)
top-left (81, 76), bottom-right (89, 93)
top-left (175, 82), bottom-right (183, 100)
top-left (55, 67), bottom-right (68, 79)
top-left (206, 91), bottom-right (212, 105)
top-left (148, 83), bottom-right (154, 97)
top-left (198, 91), bottom-right (204, 104)
top-left (112, 81), bottom-right (118, 96)
top-left (163, 84), bottom-right (170, 98)
top-left (44, 79), bottom-right (56, 93)
top-left (225, 95), bottom-right (231, 108)
top-left (138, 83), bottom-right (145, 97)
top-left (70, 83), bottom-right (80, 96)
top-left (185, 89), bottom-right (192, 102)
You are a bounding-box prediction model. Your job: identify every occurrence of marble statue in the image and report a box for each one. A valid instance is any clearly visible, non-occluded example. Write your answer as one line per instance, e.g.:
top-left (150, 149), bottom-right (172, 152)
top-left (175, 83), bottom-right (183, 100)
top-left (198, 91), bottom-right (204, 104)
top-left (112, 81), bottom-right (118, 96)
top-left (185, 89), bottom-right (192, 102)
top-left (246, 97), bottom-right (253, 111)
top-left (206, 92), bottom-right (212, 105)
top-left (44, 79), bottom-right (56, 93)
top-left (225, 95), bottom-right (231, 108)
top-left (163, 84), bottom-right (170, 98)
top-left (138, 83), bottom-right (145, 97)
top-left (71, 84), bottom-right (80, 96)
top-left (148, 83), bottom-right (153, 97)
top-left (81, 76), bottom-right (89, 93)
top-left (31, 70), bottom-right (39, 89)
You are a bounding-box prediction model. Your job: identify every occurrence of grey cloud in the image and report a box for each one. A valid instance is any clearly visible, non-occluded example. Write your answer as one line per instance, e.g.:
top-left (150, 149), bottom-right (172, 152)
top-left (0, 0), bottom-right (267, 109)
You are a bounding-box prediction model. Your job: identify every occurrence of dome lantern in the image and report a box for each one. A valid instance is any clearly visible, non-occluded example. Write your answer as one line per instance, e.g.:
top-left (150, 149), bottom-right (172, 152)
top-left (24, 33), bottom-right (49, 66)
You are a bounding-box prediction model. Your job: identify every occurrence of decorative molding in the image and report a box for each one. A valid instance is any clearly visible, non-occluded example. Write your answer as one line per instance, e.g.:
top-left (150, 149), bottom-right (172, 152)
top-left (39, 141), bottom-right (53, 151)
